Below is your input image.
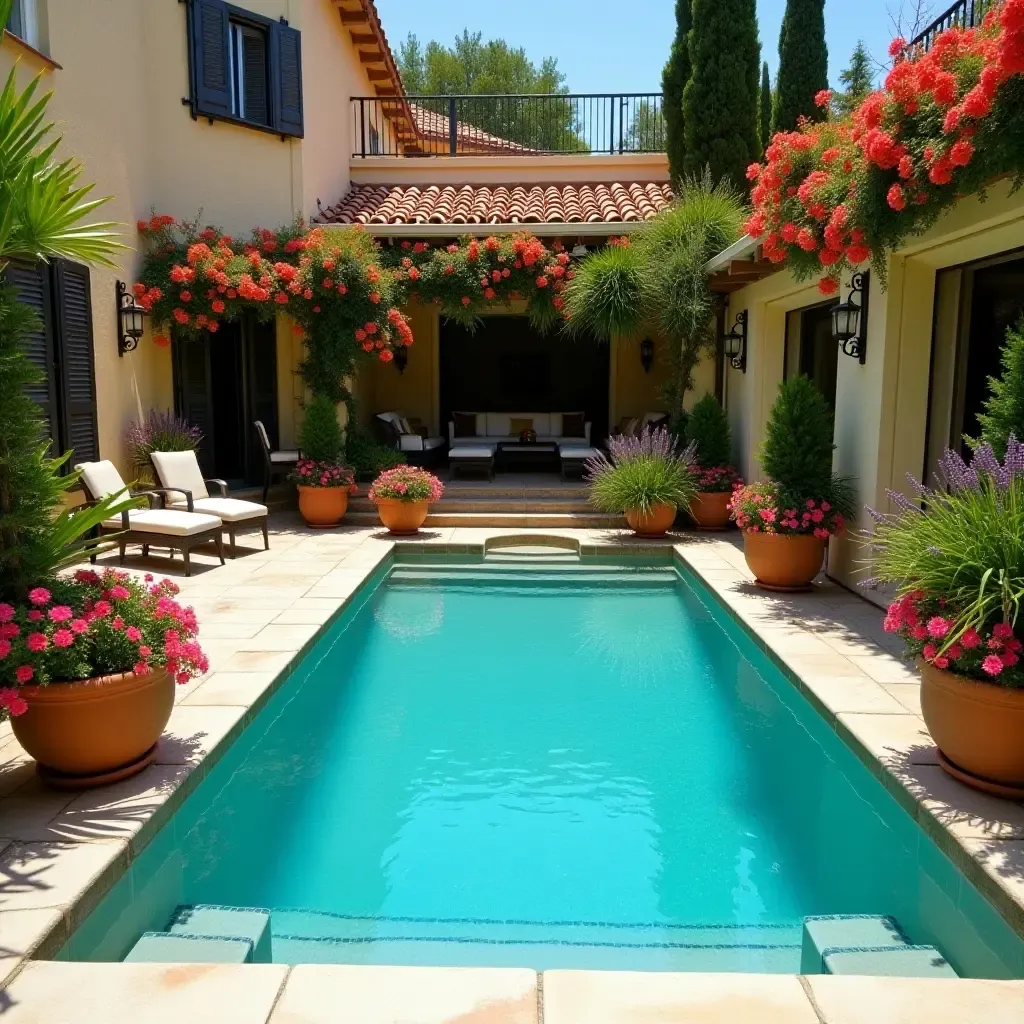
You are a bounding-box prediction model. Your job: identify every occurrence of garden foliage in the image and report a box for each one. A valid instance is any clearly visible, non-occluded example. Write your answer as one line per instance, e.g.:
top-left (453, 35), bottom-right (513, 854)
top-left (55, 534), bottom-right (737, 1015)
top-left (759, 62), bottom-right (772, 155)
top-left (685, 394), bottom-right (733, 470)
top-left (125, 411), bottom-right (202, 476)
top-left (974, 320), bottom-right (1024, 458)
top-left (771, 0), bottom-right (829, 135)
top-left (663, 0), bottom-right (693, 181)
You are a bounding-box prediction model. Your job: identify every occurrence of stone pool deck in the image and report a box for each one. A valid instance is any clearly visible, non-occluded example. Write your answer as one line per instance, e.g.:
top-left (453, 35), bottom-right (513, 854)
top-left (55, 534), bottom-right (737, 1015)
top-left (1, 514), bottom-right (1023, 1020)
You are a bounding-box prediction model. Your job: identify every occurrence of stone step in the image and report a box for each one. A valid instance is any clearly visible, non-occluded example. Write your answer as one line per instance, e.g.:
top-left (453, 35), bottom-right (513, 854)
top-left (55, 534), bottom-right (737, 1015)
top-left (125, 932), bottom-right (254, 964)
top-left (823, 945), bottom-right (958, 978)
top-left (343, 511), bottom-right (625, 529)
top-left (348, 497), bottom-right (595, 514)
top-left (167, 905), bottom-right (272, 964)
top-left (801, 915), bottom-right (907, 974)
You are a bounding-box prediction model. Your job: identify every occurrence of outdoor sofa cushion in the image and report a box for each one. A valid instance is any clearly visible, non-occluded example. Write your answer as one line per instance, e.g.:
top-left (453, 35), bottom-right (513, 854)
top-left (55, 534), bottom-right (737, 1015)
top-left (150, 450), bottom-right (210, 500)
top-left (77, 459), bottom-right (131, 501)
top-left (448, 412), bottom-right (591, 447)
top-left (101, 509), bottom-right (223, 536)
top-left (171, 497), bottom-right (268, 522)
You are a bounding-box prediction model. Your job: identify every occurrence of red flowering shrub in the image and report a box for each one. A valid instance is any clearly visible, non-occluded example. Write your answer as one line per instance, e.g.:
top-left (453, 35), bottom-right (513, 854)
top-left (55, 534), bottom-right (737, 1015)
top-left (290, 459), bottom-right (357, 491)
top-left (0, 569), bottom-right (207, 718)
top-left (728, 481), bottom-right (846, 537)
top-left (368, 466), bottom-right (444, 504)
top-left (692, 465), bottom-right (743, 493)
top-left (745, 0), bottom-right (1024, 293)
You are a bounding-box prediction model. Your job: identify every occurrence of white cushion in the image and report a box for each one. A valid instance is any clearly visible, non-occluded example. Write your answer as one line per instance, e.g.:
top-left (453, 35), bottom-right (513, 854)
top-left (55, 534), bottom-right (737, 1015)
top-left (399, 435), bottom-right (425, 451)
top-left (103, 509), bottom-right (222, 536)
top-left (643, 411), bottom-right (667, 425)
top-left (549, 413), bottom-right (563, 436)
top-left (76, 460), bottom-right (128, 500)
top-left (450, 445), bottom-right (496, 458)
top-left (560, 446), bottom-right (600, 460)
top-left (422, 437), bottom-right (445, 450)
top-left (151, 450), bottom-right (209, 500)
top-left (269, 450), bottom-right (300, 463)
top-left (530, 413), bottom-right (551, 434)
top-left (398, 416), bottom-right (413, 435)
top-left (169, 497), bottom-right (267, 522)
top-left (485, 412), bottom-right (510, 437)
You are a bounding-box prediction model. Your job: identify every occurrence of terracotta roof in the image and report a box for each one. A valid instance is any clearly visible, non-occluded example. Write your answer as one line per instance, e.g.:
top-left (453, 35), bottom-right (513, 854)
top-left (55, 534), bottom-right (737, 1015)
top-left (317, 182), bottom-right (675, 227)
top-left (407, 103), bottom-right (528, 154)
top-left (335, 1), bottom-right (405, 97)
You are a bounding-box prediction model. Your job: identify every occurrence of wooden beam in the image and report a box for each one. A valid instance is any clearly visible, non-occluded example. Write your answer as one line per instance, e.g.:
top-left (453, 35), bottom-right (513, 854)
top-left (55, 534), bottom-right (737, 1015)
top-left (374, 85), bottom-right (398, 96)
top-left (359, 50), bottom-right (384, 63)
top-left (338, 10), bottom-right (369, 24)
top-left (728, 258), bottom-right (776, 277)
top-left (366, 68), bottom-right (390, 81)
top-left (349, 31), bottom-right (376, 44)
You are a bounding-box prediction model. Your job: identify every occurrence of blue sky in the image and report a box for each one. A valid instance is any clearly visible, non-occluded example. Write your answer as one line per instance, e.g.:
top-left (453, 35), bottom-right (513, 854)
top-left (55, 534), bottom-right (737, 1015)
top-left (374, 0), bottom-right (905, 94)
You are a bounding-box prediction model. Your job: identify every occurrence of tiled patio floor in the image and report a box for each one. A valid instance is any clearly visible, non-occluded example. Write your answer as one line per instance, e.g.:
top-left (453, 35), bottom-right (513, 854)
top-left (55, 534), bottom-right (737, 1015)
top-left (1, 514), bottom-right (1024, 1019)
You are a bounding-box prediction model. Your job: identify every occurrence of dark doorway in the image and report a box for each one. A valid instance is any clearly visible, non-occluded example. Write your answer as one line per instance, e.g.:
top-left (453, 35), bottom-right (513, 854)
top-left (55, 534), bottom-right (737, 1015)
top-left (172, 314), bottom-right (279, 486)
top-left (439, 315), bottom-right (609, 440)
top-left (785, 302), bottom-right (838, 409)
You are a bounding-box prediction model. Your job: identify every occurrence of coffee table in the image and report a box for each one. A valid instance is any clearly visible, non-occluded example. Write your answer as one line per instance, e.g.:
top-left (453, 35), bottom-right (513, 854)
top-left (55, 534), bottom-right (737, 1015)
top-left (497, 441), bottom-right (559, 473)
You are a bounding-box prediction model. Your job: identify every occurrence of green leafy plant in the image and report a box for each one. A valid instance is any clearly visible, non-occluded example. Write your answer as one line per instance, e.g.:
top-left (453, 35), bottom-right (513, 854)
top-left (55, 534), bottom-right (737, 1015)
top-left (298, 395), bottom-right (344, 464)
top-left (973, 320), bottom-right (1024, 459)
top-left (563, 243), bottom-right (646, 339)
top-left (585, 426), bottom-right (699, 514)
top-left (685, 393), bottom-right (733, 469)
top-left (344, 423), bottom-right (405, 480)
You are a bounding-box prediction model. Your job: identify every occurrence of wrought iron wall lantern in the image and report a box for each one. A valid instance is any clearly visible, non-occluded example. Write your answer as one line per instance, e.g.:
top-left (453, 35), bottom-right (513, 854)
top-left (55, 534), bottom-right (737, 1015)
top-left (722, 310), bottom-right (748, 373)
top-left (831, 270), bottom-right (869, 364)
top-left (639, 337), bottom-right (654, 373)
top-left (393, 345), bottom-right (409, 374)
top-left (116, 280), bottom-right (147, 357)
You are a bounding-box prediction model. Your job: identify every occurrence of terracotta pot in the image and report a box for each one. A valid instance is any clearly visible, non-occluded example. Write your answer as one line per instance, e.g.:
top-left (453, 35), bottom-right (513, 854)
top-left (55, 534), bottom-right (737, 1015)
top-left (689, 491), bottom-right (733, 530)
top-left (11, 668), bottom-right (174, 785)
top-left (920, 658), bottom-right (1024, 790)
top-left (376, 498), bottom-right (430, 534)
top-left (297, 485), bottom-right (349, 528)
top-left (742, 530), bottom-right (826, 591)
top-left (624, 503), bottom-right (677, 537)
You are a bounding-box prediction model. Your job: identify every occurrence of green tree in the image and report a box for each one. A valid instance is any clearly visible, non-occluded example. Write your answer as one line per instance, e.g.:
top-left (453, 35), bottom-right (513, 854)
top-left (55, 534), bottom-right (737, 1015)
top-left (297, 395), bottom-right (344, 464)
top-left (396, 30), bottom-right (583, 152)
top-left (974, 321), bottom-right (1024, 459)
top-left (771, 0), bottom-right (828, 135)
top-left (625, 100), bottom-right (666, 153)
top-left (682, 0), bottom-right (761, 191)
top-left (759, 62), bottom-right (772, 154)
top-left (835, 40), bottom-right (874, 116)
top-left (686, 394), bottom-right (733, 468)
top-left (662, 0), bottom-right (692, 181)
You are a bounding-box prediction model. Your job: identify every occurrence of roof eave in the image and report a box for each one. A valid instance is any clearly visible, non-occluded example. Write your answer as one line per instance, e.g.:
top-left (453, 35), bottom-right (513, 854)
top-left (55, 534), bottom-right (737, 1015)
top-left (327, 221), bottom-right (650, 237)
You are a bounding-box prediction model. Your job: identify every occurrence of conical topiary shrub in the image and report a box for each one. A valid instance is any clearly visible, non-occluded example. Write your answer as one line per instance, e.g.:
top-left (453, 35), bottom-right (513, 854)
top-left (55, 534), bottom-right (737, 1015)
top-left (686, 394), bottom-right (733, 469)
top-left (973, 320), bottom-right (1024, 459)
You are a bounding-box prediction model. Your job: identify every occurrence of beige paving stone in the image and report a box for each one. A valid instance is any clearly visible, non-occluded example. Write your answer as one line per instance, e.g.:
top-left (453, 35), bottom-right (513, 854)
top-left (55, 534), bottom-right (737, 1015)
top-left (156, 704), bottom-right (246, 765)
top-left (190, 621), bottom-right (267, 640)
top-left (798, 674), bottom-right (911, 716)
top-left (220, 649), bottom-right (301, 675)
top-left (899, 765), bottom-right (1024, 840)
top-left (1, 961), bottom-right (290, 1023)
top-left (881, 681), bottom-right (923, 715)
top-left (0, 777), bottom-right (76, 842)
top-left (542, 970), bottom-right (818, 1024)
top-left (182, 670), bottom-right (279, 707)
top-left (272, 605), bottom-right (340, 625)
top-left (806, 975), bottom-right (1024, 1023)
top-left (270, 964), bottom-right (538, 1024)
top-left (233, 622), bottom-right (322, 651)
top-left (836, 712), bottom-right (938, 767)
top-left (0, 839), bottom-right (127, 914)
top-left (0, 907), bottom-right (63, 987)
top-left (847, 650), bottom-right (919, 684)
top-left (958, 837), bottom-right (1024, 911)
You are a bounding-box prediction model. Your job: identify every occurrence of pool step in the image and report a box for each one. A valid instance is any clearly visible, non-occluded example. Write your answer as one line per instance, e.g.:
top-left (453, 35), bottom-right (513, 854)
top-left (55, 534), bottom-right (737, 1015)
top-left (125, 905), bottom-right (272, 964)
top-left (125, 932), bottom-right (254, 964)
top-left (823, 945), bottom-right (958, 977)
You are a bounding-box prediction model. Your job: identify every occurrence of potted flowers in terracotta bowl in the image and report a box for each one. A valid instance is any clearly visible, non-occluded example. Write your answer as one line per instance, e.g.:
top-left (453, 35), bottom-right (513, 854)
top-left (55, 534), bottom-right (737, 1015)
top-left (0, 568), bottom-right (208, 789)
top-left (369, 465), bottom-right (444, 534)
top-left (293, 396), bottom-right (357, 528)
top-left (685, 394), bottom-right (742, 529)
top-left (585, 426), bottom-right (698, 537)
top-left (868, 436), bottom-right (1024, 797)
top-left (730, 377), bottom-right (853, 590)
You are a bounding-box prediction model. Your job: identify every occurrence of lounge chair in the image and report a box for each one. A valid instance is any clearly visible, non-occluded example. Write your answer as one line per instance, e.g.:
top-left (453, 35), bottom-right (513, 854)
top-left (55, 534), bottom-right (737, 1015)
top-left (76, 461), bottom-right (225, 577)
top-left (254, 420), bottom-right (300, 501)
top-left (373, 411), bottom-right (447, 468)
top-left (150, 450), bottom-right (269, 556)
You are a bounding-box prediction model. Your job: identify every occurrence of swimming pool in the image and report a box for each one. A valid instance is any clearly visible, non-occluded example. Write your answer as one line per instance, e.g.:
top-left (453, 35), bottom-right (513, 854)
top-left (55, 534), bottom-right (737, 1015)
top-left (67, 555), bottom-right (1024, 975)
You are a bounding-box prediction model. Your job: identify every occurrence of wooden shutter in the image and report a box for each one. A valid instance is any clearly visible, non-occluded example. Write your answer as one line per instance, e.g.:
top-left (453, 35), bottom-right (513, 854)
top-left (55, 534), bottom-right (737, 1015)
top-left (52, 260), bottom-right (99, 466)
top-left (174, 336), bottom-right (216, 475)
top-left (240, 25), bottom-right (269, 125)
top-left (4, 261), bottom-right (60, 454)
top-left (271, 21), bottom-right (303, 137)
top-left (191, 0), bottom-right (232, 119)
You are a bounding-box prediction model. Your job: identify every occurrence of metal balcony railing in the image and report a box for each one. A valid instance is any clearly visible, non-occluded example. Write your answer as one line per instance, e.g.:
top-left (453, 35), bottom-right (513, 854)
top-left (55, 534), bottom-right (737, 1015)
top-left (351, 93), bottom-right (665, 158)
top-left (910, 0), bottom-right (993, 50)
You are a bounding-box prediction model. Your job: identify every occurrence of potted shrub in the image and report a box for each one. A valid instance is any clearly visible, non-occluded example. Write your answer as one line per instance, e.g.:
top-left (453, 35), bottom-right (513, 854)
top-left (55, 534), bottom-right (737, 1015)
top-left (125, 410), bottom-right (202, 485)
top-left (868, 439), bottom-right (1024, 795)
top-left (731, 377), bottom-right (853, 589)
top-left (585, 426), bottom-right (698, 537)
top-left (0, 569), bottom-right (207, 788)
top-left (369, 465), bottom-right (444, 534)
top-left (293, 396), bottom-right (357, 528)
top-left (685, 394), bottom-right (742, 529)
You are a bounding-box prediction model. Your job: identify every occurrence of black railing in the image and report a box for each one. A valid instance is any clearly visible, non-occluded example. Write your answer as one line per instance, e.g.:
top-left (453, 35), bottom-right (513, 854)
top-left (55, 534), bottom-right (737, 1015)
top-left (910, 0), bottom-right (993, 50)
top-left (351, 93), bottom-right (665, 158)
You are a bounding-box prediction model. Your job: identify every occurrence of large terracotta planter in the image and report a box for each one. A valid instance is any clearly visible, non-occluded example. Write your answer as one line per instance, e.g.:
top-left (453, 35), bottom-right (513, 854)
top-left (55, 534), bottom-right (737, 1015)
top-left (742, 530), bottom-right (826, 591)
top-left (689, 491), bottom-right (733, 530)
top-left (920, 658), bottom-right (1024, 794)
top-left (624, 503), bottom-right (677, 537)
top-left (297, 485), bottom-right (349, 529)
top-left (376, 498), bottom-right (430, 534)
top-left (11, 668), bottom-right (174, 789)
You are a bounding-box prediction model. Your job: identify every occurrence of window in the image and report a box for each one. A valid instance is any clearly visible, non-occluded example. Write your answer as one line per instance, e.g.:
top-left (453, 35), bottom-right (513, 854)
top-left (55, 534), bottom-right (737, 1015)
top-left (4, 259), bottom-right (99, 467)
top-left (185, 0), bottom-right (303, 138)
top-left (5, 0), bottom-right (39, 49)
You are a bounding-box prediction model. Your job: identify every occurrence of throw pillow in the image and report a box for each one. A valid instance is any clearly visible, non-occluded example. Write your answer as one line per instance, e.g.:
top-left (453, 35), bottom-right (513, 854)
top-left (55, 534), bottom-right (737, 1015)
top-left (562, 412), bottom-right (586, 438)
top-left (510, 417), bottom-right (534, 436)
top-left (452, 412), bottom-right (478, 438)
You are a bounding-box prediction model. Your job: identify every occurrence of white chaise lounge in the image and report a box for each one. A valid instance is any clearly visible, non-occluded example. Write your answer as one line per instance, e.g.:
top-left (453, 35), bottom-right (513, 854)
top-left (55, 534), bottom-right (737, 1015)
top-left (76, 460), bottom-right (225, 576)
top-left (150, 450), bottom-right (269, 556)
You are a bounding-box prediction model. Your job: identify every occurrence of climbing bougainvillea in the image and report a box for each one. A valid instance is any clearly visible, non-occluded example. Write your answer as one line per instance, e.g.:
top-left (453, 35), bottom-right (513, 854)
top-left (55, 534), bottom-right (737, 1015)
top-left (744, 0), bottom-right (1024, 293)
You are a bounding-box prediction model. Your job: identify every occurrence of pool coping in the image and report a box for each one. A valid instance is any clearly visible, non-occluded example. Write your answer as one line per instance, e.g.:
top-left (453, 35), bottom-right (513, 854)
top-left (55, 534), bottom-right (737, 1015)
top-left (1, 523), bottom-right (1023, 994)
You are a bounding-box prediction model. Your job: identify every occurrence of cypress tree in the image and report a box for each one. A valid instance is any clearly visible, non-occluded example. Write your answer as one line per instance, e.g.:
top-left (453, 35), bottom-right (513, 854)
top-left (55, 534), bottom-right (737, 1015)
top-left (836, 40), bottom-right (874, 115)
top-left (771, 0), bottom-right (828, 135)
top-left (974, 322), bottom-right (1024, 458)
top-left (682, 0), bottom-right (761, 190)
top-left (759, 61), bottom-right (772, 154)
top-left (662, 0), bottom-right (692, 183)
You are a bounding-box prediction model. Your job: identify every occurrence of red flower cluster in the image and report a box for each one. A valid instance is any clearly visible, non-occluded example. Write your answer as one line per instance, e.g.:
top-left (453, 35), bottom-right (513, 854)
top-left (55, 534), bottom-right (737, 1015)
top-left (692, 465), bottom-right (743, 494)
top-left (728, 482), bottom-right (845, 537)
top-left (290, 459), bottom-right (358, 491)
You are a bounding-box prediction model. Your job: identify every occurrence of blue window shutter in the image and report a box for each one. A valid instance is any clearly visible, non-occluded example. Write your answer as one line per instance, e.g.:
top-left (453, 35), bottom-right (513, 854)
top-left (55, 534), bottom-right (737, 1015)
top-left (271, 21), bottom-right (303, 137)
top-left (191, 0), bottom-right (231, 119)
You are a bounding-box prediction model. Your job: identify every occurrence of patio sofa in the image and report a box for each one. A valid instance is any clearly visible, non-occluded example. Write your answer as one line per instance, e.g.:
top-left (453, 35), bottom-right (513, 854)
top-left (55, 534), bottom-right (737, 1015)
top-left (448, 412), bottom-right (591, 449)
top-left (373, 411), bottom-right (447, 468)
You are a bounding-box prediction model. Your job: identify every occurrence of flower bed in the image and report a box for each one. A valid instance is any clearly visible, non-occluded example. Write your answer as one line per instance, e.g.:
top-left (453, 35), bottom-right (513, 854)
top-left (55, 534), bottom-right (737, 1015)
top-left (744, 0), bottom-right (1024, 294)
top-left (728, 480), bottom-right (846, 538)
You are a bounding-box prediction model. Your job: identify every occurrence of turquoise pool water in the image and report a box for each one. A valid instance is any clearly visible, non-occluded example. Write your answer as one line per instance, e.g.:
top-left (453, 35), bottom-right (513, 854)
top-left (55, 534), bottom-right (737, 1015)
top-left (69, 557), bottom-right (1024, 975)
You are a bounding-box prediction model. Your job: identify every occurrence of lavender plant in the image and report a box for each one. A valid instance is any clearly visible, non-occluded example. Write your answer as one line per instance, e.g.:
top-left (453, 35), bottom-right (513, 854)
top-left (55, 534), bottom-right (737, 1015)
top-left (585, 425), bottom-right (699, 514)
top-left (125, 411), bottom-right (203, 475)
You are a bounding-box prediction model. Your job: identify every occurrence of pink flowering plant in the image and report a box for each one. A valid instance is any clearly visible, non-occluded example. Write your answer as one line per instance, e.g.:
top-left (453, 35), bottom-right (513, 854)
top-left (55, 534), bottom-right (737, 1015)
top-left (868, 438), bottom-right (1024, 687)
top-left (0, 568), bottom-right (208, 719)
top-left (368, 466), bottom-right (444, 504)
top-left (693, 465), bottom-right (743, 494)
top-left (729, 481), bottom-right (846, 537)
top-left (291, 459), bottom-right (357, 492)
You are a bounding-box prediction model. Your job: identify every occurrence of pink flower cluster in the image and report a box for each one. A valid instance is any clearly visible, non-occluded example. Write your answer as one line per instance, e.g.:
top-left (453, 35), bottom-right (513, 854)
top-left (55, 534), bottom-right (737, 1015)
top-left (291, 459), bottom-right (357, 492)
top-left (884, 591), bottom-right (1023, 684)
top-left (692, 465), bottom-right (743, 494)
top-left (728, 482), bottom-right (846, 537)
top-left (368, 465), bottom-right (444, 504)
top-left (0, 568), bottom-right (208, 717)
